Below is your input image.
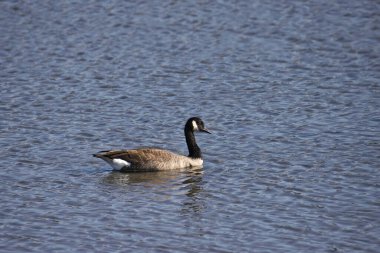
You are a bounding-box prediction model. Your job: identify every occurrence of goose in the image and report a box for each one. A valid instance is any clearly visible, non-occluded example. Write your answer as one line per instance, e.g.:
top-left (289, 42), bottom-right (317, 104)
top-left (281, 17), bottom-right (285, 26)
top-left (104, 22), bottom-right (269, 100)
top-left (93, 117), bottom-right (211, 172)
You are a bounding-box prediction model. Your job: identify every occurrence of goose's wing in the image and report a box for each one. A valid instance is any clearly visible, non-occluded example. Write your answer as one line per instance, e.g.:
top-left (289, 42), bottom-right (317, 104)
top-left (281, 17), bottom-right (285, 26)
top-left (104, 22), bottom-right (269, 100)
top-left (94, 148), bottom-right (186, 171)
top-left (95, 148), bottom-right (176, 160)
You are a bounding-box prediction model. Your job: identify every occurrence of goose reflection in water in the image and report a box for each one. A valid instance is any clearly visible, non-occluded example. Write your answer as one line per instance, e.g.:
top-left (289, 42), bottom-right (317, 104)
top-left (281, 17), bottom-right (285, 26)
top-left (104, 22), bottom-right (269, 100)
top-left (101, 168), bottom-right (205, 215)
top-left (102, 167), bottom-right (203, 186)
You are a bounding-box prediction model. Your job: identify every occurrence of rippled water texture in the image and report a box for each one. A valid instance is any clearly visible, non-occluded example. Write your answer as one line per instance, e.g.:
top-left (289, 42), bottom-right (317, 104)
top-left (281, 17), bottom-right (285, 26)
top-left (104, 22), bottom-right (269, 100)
top-left (1, 1), bottom-right (379, 252)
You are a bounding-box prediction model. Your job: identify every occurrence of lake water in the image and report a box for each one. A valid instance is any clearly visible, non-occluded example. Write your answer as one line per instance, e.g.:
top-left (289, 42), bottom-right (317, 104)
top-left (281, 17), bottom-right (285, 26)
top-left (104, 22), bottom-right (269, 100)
top-left (1, 1), bottom-right (379, 252)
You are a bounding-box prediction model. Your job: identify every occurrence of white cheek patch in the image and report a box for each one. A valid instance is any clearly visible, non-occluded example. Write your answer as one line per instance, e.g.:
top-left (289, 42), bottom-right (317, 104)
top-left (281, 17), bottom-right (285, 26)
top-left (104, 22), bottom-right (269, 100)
top-left (192, 120), bottom-right (199, 131)
top-left (112, 158), bottom-right (131, 170)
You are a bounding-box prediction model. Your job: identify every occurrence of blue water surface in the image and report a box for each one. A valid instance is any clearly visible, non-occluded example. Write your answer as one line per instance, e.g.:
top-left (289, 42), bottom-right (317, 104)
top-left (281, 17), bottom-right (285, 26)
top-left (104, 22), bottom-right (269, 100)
top-left (1, 1), bottom-right (379, 252)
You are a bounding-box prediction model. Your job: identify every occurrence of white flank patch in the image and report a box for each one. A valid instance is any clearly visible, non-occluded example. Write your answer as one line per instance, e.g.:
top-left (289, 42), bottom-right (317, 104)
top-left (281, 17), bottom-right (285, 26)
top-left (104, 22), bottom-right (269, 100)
top-left (112, 158), bottom-right (131, 170)
top-left (192, 120), bottom-right (199, 131)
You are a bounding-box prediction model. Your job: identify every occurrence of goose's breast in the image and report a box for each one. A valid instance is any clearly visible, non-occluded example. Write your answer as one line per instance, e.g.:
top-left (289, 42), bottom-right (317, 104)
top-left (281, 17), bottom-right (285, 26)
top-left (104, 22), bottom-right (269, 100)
top-left (188, 158), bottom-right (203, 167)
top-left (152, 156), bottom-right (203, 170)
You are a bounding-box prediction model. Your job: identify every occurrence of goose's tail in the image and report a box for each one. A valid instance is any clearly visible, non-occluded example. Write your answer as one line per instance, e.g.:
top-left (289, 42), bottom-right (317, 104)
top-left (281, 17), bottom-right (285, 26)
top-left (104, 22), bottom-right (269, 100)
top-left (93, 150), bottom-right (112, 158)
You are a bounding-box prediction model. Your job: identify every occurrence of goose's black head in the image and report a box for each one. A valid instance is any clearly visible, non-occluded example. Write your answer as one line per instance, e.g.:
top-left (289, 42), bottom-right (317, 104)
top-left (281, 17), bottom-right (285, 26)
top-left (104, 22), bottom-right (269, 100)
top-left (185, 117), bottom-right (211, 134)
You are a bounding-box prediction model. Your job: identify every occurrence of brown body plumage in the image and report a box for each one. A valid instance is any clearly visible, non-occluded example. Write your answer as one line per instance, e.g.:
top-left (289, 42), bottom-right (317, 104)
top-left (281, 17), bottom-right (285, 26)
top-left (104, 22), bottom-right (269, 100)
top-left (93, 117), bottom-right (211, 172)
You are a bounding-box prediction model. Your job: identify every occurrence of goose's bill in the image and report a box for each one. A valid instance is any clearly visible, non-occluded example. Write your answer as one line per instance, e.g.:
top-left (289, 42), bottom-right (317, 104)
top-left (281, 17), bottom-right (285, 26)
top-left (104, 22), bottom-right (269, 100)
top-left (201, 128), bottom-right (211, 134)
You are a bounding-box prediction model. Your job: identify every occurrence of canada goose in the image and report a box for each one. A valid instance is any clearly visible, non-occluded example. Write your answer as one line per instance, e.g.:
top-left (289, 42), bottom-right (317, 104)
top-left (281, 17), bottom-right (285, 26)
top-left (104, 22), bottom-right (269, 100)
top-left (93, 117), bottom-right (211, 172)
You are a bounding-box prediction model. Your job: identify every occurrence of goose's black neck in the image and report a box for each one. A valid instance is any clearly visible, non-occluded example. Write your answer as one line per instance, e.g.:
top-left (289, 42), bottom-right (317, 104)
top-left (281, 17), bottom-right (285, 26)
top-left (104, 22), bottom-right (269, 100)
top-left (184, 126), bottom-right (202, 159)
